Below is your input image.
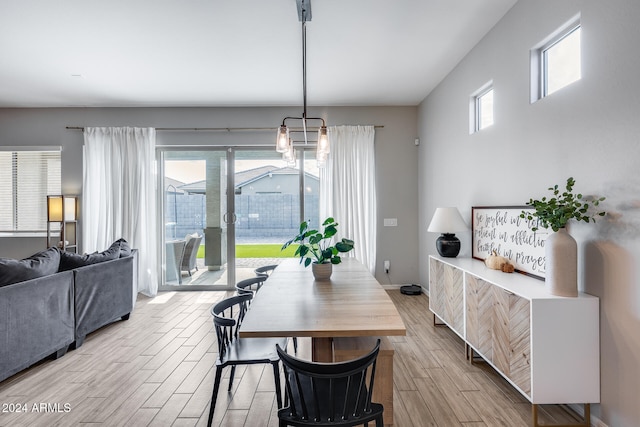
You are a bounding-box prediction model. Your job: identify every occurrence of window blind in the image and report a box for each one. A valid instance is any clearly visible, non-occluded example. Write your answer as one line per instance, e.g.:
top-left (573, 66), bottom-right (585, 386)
top-left (0, 151), bottom-right (61, 231)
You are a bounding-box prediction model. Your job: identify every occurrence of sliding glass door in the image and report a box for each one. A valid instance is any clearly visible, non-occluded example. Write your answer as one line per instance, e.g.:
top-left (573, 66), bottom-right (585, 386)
top-left (159, 149), bottom-right (233, 290)
top-left (158, 147), bottom-right (319, 291)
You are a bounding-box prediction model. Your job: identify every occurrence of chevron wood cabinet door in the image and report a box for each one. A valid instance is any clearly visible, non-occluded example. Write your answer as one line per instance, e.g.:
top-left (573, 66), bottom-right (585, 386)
top-left (428, 257), bottom-right (445, 322)
top-left (508, 292), bottom-right (531, 395)
top-left (444, 262), bottom-right (464, 335)
top-left (465, 274), bottom-right (493, 360)
top-left (466, 274), bottom-right (531, 396)
top-left (429, 257), bottom-right (464, 338)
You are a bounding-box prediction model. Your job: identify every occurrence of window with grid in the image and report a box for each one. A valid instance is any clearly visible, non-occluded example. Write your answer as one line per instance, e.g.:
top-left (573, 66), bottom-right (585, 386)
top-left (0, 150), bottom-right (61, 232)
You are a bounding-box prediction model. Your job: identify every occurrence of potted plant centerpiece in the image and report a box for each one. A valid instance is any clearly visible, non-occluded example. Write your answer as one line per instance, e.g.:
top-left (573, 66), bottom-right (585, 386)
top-left (520, 177), bottom-right (606, 297)
top-left (282, 217), bottom-right (355, 280)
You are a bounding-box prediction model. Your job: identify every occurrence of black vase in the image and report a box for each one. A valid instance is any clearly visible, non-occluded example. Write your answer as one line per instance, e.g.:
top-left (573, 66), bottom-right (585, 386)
top-left (436, 233), bottom-right (461, 257)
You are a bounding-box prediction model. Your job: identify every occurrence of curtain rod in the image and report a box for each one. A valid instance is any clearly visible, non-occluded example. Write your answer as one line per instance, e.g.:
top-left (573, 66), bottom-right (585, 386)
top-left (66, 125), bottom-right (384, 132)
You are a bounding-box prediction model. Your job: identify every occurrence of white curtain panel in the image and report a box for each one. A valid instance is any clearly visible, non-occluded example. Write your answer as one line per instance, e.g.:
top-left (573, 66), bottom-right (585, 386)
top-left (320, 125), bottom-right (377, 273)
top-left (83, 127), bottom-right (158, 297)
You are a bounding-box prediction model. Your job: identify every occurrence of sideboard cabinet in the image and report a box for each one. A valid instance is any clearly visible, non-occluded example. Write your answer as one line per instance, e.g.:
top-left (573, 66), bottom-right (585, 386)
top-left (428, 255), bottom-right (599, 406)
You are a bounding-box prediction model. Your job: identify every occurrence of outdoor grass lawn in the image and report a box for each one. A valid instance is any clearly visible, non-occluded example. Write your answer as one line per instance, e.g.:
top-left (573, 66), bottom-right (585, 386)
top-left (197, 244), bottom-right (299, 258)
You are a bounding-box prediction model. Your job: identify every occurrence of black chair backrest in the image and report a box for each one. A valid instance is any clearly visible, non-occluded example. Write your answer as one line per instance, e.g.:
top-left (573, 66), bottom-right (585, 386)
top-left (211, 294), bottom-right (252, 358)
top-left (254, 264), bottom-right (278, 278)
top-left (276, 339), bottom-right (381, 424)
top-left (235, 276), bottom-right (265, 298)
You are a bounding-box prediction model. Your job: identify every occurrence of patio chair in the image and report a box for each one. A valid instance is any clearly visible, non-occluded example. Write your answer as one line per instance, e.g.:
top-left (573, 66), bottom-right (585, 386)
top-left (166, 240), bottom-right (186, 284)
top-left (181, 234), bottom-right (202, 277)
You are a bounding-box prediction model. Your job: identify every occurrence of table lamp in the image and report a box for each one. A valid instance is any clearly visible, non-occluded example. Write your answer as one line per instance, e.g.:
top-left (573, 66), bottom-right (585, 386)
top-left (427, 207), bottom-right (468, 257)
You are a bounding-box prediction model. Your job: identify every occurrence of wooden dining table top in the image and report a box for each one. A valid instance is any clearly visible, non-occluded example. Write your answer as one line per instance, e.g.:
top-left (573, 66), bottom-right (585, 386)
top-left (239, 258), bottom-right (407, 339)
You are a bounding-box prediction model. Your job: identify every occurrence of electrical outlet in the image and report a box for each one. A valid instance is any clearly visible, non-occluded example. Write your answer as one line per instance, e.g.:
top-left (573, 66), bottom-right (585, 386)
top-left (384, 260), bottom-right (390, 274)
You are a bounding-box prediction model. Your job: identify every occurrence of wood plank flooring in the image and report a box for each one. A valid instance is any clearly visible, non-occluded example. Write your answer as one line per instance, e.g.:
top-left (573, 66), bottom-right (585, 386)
top-left (0, 290), bottom-right (585, 426)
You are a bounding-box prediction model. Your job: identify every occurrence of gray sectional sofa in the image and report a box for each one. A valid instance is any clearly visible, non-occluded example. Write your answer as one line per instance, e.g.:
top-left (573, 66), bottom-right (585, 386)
top-left (0, 241), bottom-right (137, 383)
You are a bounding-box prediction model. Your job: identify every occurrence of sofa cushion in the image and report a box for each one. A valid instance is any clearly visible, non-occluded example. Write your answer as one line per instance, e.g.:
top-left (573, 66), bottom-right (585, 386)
top-left (116, 238), bottom-right (132, 257)
top-left (0, 247), bottom-right (61, 287)
top-left (59, 240), bottom-right (121, 271)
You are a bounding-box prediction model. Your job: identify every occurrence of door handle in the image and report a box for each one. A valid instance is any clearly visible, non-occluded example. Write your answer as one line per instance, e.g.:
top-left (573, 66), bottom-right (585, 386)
top-left (223, 212), bottom-right (237, 224)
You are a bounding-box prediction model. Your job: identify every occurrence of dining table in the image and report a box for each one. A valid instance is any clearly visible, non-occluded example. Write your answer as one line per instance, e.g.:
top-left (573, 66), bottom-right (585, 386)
top-left (239, 257), bottom-right (407, 362)
top-left (239, 257), bottom-right (406, 426)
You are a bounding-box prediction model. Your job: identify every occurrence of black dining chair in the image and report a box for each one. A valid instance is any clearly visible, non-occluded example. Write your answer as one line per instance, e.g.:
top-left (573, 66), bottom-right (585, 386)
top-left (235, 276), bottom-right (265, 299)
top-left (254, 264), bottom-right (278, 278)
top-left (275, 339), bottom-right (384, 427)
top-left (207, 294), bottom-right (287, 427)
top-left (236, 275), bottom-right (298, 354)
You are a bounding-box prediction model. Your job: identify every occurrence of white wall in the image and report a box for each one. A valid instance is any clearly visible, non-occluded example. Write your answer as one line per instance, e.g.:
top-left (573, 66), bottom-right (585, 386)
top-left (0, 106), bottom-right (419, 285)
top-left (418, 0), bottom-right (640, 425)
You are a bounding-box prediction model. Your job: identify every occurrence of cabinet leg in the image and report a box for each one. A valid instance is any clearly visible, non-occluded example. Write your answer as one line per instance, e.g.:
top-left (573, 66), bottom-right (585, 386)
top-left (532, 403), bottom-right (590, 427)
top-left (433, 313), bottom-right (445, 326)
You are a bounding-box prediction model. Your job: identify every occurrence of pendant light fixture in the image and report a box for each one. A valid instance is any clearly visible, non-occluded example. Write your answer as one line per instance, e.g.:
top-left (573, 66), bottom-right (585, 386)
top-left (276, 0), bottom-right (329, 167)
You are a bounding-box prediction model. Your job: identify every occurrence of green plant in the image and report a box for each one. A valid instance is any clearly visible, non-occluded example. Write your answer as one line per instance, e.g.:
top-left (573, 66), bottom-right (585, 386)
top-left (520, 177), bottom-right (606, 232)
top-left (282, 217), bottom-right (355, 266)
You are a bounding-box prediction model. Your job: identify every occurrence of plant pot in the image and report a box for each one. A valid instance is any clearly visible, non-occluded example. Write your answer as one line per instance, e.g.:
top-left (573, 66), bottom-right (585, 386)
top-left (545, 227), bottom-right (578, 297)
top-left (312, 262), bottom-right (332, 281)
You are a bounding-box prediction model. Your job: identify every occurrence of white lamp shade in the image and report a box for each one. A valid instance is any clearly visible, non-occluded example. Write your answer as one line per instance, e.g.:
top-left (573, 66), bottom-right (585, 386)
top-left (64, 197), bottom-right (77, 221)
top-left (427, 207), bottom-right (468, 233)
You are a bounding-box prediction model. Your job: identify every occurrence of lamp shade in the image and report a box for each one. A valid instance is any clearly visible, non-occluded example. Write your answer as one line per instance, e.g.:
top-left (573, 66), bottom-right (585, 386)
top-left (427, 207), bottom-right (468, 233)
top-left (64, 197), bottom-right (77, 221)
top-left (47, 195), bottom-right (64, 222)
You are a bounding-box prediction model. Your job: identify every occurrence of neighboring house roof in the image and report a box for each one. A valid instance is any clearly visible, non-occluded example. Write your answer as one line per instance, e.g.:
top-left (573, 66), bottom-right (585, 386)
top-left (165, 177), bottom-right (187, 194)
top-left (178, 180), bottom-right (205, 194)
top-left (175, 166), bottom-right (318, 194)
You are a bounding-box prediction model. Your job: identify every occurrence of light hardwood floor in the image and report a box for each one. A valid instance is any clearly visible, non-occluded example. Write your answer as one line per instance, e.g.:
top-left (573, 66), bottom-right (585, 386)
top-left (0, 290), bottom-right (584, 427)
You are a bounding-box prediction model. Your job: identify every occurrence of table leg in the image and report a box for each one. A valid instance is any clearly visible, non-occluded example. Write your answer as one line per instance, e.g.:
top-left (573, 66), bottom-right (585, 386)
top-left (311, 337), bottom-right (333, 362)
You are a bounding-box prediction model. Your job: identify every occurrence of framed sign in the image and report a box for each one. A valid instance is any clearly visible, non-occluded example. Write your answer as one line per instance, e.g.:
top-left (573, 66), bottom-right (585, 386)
top-left (471, 206), bottom-right (548, 280)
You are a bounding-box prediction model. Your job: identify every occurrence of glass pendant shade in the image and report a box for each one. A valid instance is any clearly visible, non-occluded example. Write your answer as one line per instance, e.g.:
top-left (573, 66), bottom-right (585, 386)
top-left (282, 138), bottom-right (296, 165)
top-left (317, 126), bottom-right (330, 154)
top-left (276, 126), bottom-right (290, 153)
top-left (316, 150), bottom-right (327, 167)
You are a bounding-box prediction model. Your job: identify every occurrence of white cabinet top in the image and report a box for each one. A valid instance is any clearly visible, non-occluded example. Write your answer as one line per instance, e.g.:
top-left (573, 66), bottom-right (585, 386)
top-left (429, 255), bottom-right (598, 301)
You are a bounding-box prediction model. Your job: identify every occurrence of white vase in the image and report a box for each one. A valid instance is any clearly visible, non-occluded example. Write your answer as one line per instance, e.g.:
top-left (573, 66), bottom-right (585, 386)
top-left (312, 262), bottom-right (332, 281)
top-left (545, 227), bottom-right (578, 297)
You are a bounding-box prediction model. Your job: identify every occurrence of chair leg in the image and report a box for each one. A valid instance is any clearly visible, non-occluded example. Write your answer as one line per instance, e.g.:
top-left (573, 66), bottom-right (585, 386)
top-left (208, 367), bottom-right (223, 427)
top-left (228, 365), bottom-right (236, 392)
top-left (272, 361), bottom-right (283, 409)
top-left (375, 414), bottom-right (383, 427)
top-left (292, 337), bottom-right (298, 354)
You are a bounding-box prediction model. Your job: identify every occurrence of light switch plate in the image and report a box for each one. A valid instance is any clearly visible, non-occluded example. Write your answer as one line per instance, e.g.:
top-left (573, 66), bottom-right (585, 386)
top-left (383, 218), bottom-right (398, 227)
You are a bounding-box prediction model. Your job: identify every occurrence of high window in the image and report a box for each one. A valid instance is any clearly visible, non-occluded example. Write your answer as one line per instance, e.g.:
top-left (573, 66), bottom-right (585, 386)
top-left (531, 16), bottom-right (581, 102)
top-left (0, 149), bottom-right (61, 232)
top-left (470, 83), bottom-right (494, 133)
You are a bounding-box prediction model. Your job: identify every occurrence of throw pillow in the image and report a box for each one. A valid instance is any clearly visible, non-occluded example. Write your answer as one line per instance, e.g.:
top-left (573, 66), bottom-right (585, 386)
top-left (116, 238), bottom-right (132, 257)
top-left (0, 247), bottom-right (61, 287)
top-left (58, 240), bottom-right (121, 271)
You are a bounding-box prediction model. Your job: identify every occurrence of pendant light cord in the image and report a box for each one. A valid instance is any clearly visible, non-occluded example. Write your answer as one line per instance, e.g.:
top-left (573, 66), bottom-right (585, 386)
top-left (301, 6), bottom-right (308, 145)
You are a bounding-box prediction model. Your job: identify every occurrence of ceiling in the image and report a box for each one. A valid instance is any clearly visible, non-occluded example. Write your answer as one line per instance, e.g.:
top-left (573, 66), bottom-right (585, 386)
top-left (0, 0), bottom-right (517, 108)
